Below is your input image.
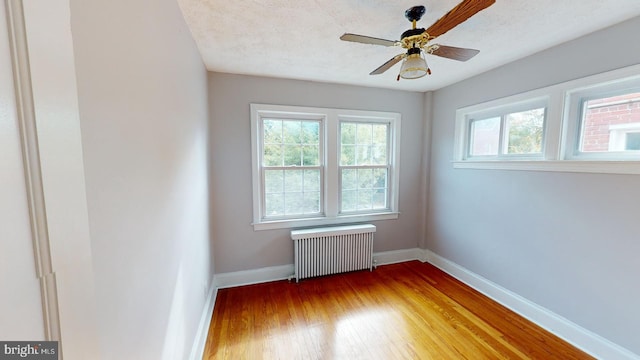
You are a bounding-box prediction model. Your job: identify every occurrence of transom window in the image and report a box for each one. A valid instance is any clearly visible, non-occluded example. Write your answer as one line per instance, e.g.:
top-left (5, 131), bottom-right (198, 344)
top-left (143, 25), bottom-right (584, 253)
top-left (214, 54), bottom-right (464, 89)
top-left (463, 99), bottom-right (547, 160)
top-left (453, 63), bottom-right (640, 175)
top-left (251, 104), bottom-right (400, 230)
top-left (573, 90), bottom-right (640, 157)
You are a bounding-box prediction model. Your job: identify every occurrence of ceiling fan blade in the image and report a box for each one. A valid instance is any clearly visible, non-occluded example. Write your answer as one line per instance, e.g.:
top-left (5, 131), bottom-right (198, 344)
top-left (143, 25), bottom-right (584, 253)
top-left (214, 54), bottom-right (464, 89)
top-left (340, 33), bottom-right (397, 47)
top-left (426, 0), bottom-right (495, 39)
top-left (370, 54), bottom-right (405, 75)
top-left (429, 45), bottom-right (479, 61)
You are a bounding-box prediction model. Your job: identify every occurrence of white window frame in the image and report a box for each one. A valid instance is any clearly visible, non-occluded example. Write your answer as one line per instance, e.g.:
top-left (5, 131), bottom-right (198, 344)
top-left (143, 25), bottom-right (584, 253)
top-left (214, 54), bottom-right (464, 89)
top-left (251, 104), bottom-right (401, 231)
top-left (453, 63), bottom-right (640, 175)
top-left (563, 76), bottom-right (640, 161)
top-left (460, 97), bottom-right (549, 160)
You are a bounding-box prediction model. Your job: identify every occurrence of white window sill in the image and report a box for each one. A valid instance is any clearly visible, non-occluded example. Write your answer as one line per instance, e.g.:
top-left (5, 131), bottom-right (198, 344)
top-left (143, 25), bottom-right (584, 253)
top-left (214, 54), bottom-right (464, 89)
top-left (453, 160), bottom-right (640, 175)
top-left (252, 212), bottom-right (399, 231)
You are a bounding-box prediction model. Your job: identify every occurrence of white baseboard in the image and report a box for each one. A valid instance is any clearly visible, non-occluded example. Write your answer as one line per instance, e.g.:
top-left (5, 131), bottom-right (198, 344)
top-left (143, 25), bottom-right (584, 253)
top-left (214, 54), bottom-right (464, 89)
top-left (214, 264), bottom-right (295, 289)
top-left (213, 248), bottom-right (425, 289)
top-left (188, 284), bottom-right (218, 360)
top-left (373, 247), bottom-right (427, 266)
top-left (422, 249), bottom-right (640, 360)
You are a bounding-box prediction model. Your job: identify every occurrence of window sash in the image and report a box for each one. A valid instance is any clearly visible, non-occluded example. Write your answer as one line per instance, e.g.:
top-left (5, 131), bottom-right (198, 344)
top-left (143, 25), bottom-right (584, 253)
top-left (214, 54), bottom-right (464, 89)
top-left (338, 165), bottom-right (390, 214)
top-left (466, 107), bottom-right (546, 160)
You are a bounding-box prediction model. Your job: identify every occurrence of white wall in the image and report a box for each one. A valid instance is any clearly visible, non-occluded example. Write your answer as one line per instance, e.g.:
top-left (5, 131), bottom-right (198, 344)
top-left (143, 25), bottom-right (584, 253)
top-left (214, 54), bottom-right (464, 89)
top-left (209, 73), bottom-right (426, 273)
top-left (428, 16), bottom-right (640, 355)
top-left (70, 0), bottom-right (212, 358)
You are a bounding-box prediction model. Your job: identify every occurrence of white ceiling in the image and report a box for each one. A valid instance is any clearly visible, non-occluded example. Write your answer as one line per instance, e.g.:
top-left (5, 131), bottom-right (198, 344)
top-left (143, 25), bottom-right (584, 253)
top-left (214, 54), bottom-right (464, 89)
top-left (177, 0), bottom-right (640, 92)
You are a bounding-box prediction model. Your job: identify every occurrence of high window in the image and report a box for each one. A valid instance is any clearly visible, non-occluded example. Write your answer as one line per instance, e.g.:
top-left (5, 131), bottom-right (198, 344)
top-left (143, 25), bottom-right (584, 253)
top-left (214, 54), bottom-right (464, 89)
top-left (456, 98), bottom-right (548, 161)
top-left (453, 64), bottom-right (640, 175)
top-left (251, 104), bottom-right (400, 230)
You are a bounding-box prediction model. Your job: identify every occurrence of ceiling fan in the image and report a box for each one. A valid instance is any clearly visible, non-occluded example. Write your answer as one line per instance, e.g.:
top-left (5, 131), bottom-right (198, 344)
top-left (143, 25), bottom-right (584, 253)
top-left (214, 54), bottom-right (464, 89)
top-left (340, 0), bottom-right (495, 80)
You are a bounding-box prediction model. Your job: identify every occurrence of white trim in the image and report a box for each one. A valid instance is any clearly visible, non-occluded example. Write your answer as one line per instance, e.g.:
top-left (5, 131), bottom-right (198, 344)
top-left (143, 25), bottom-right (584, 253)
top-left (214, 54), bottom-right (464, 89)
top-left (423, 249), bottom-right (640, 360)
top-left (188, 284), bottom-right (218, 360)
top-left (16, 1), bottom-right (101, 358)
top-left (251, 104), bottom-right (401, 230)
top-left (452, 160), bottom-right (640, 174)
top-left (5, 0), bottom-right (61, 341)
top-left (213, 248), bottom-right (423, 288)
top-left (373, 248), bottom-right (427, 266)
top-left (214, 264), bottom-right (295, 289)
top-left (253, 212), bottom-right (399, 231)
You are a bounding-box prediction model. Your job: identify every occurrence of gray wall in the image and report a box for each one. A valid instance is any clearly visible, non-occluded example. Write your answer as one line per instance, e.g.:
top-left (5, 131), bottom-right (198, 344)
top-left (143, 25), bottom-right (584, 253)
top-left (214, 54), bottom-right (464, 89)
top-left (209, 73), bottom-right (426, 273)
top-left (428, 16), bottom-right (640, 354)
top-left (71, 0), bottom-right (212, 358)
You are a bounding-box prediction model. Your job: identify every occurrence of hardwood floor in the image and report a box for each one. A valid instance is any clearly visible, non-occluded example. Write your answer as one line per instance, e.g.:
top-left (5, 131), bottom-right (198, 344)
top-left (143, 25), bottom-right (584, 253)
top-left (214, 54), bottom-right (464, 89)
top-left (203, 261), bottom-right (593, 359)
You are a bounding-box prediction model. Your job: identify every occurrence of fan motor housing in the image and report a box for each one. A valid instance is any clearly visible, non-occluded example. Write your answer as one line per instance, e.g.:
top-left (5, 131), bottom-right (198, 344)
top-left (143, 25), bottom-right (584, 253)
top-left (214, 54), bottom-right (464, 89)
top-left (405, 5), bottom-right (426, 22)
top-left (401, 28), bottom-right (426, 40)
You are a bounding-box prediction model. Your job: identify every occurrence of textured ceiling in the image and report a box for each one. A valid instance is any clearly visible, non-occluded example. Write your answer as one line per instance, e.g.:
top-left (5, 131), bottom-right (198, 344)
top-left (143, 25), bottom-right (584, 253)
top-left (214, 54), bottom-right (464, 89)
top-left (177, 0), bottom-right (640, 92)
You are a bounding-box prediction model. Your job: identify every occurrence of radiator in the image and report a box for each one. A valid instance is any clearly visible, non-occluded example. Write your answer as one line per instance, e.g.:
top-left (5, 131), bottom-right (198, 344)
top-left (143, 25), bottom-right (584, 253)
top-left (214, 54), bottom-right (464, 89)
top-left (291, 224), bottom-right (376, 282)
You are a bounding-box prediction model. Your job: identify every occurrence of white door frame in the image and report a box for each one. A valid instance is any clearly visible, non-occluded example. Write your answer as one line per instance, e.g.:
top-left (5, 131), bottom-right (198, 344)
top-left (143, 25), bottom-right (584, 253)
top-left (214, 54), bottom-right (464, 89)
top-left (5, 0), bottom-right (100, 358)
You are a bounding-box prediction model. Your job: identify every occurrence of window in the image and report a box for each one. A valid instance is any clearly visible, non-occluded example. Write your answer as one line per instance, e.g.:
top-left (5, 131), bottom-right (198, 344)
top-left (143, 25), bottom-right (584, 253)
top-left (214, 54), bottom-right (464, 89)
top-left (339, 122), bottom-right (389, 213)
top-left (251, 104), bottom-right (400, 230)
top-left (457, 98), bottom-right (548, 161)
top-left (262, 118), bottom-right (322, 218)
top-left (565, 82), bottom-right (640, 160)
top-left (453, 63), bottom-right (640, 175)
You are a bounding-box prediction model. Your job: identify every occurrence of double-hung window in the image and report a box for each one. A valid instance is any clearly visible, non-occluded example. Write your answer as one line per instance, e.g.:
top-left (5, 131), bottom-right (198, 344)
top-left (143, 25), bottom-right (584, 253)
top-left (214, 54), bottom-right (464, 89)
top-left (251, 104), bottom-right (400, 230)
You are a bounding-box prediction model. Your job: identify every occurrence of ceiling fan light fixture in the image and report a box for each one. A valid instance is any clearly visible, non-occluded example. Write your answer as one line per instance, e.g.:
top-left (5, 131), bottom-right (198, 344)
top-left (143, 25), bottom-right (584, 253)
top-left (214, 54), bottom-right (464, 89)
top-left (399, 52), bottom-right (428, 79)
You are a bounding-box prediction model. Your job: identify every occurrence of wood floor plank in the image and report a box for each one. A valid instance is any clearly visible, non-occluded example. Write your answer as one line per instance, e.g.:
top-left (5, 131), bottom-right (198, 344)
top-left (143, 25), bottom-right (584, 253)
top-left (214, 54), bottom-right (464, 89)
top-left (203, 261), bottom-right (593, 360)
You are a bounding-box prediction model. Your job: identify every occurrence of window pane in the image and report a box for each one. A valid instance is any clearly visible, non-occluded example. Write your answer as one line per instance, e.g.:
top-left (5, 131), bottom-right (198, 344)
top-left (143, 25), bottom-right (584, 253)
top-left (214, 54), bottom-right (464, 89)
top-left (358, 169), bottom-right (373, 189)
top-left (263, 144), bottom-right (282, 166)
top-left (341, 190), bottom-right (357, 212)
top-left (340, 167), bottom-right (389, 213)
top-left (341, 169), bottom-right (357, 190)
top-left (469, 117), bottom-right (500, 156)
top-left (283, 121), bottom-right (301, 144)
top-left (372, 124), bottom-right (388, 145)
top-left (265, 193), bottom-right (284, 216)
top-left (302, 191), bottom-right (320, 213)
top-left (373, 189), bottom-right (387, 209)
top-left (372, 144), bottom-right (387, 165)
top-left (284, 192), bottom-right (303, 215)
top-left (580, 92), bottom-right (640, 152)
top-left (341, 123), bottom-right (356, 144)
top-left (263, 119), bottom-right (282, 144)
top-left (284, 170), bottom-right (302, 192)
top-left (264, 170), bottom-right (284, 193)
top-left (356, 145), bottom-right (371, 165)
top-left (303, 170), bottom-right (320, 191)
top-left (505, 108), bottom-right (545, 154)
top-left (341, 145), bottom-right (356, 166)
top-left (301, 121), bottom-right (319, 144)
top-left (302, 145), bottom-right (319, 166)
top-left (373, 168), bottom-right (387, 189)
top-left (283, 145), bottom-right (301, 166)
top-left (356, 124), bottom-right (373, 145)
top-left (357, 189), bottom-right (373, 210)
top-left (626, 132), bottom-right (640, 150)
